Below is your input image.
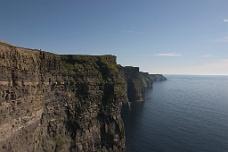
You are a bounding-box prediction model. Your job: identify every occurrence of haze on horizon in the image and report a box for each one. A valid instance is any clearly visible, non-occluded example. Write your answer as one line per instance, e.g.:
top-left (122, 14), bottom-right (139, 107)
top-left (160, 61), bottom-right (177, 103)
top-left (1, 0), bottom-right (228, 75)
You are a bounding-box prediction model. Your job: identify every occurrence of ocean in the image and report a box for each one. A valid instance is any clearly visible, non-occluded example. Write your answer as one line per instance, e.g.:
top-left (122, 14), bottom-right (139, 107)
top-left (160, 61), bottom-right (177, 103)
top-left (122, 75), bottom-right (228, 152)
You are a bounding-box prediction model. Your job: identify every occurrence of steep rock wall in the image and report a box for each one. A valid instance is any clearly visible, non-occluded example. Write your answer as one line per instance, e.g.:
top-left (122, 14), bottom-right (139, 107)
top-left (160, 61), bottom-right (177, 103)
top-left (118, 66), bottom-right (152, 103)
top-left (150, 74), bottom-right (167, 82)
top-left (139, 72), bottom-right (153, 89)
top-left (0, 43), bottom-right (125, 152)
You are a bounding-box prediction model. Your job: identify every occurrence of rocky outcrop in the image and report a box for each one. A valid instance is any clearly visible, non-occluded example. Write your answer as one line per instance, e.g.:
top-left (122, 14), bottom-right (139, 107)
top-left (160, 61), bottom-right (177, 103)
top-left (150, 74), bottom-right (167, 82)
top-left (0, 42), bottom-right (126, 152)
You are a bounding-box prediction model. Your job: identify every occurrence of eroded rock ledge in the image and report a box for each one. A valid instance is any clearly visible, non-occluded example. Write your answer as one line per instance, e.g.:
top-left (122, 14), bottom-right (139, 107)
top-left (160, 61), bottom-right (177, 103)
top-left (0, 42), bottom-right (163, 152)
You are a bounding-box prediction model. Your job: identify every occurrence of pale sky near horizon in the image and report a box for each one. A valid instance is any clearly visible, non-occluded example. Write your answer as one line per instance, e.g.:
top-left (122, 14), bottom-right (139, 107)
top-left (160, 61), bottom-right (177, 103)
top-left (1, 0), bottom-right (228, 75)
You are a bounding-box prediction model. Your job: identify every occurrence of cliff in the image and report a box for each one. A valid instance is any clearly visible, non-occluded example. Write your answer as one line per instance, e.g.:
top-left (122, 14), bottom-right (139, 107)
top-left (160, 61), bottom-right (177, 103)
top-left (150, 74), bottom-right (167, 82)
top-left (0, 42), bottom-right (156, 152)
top-left (118, 66), bottom-right (153, 103)
top-left (140, 72), bottom-right (153, 88)
top-left (0, 42), bottom-right (126, 152)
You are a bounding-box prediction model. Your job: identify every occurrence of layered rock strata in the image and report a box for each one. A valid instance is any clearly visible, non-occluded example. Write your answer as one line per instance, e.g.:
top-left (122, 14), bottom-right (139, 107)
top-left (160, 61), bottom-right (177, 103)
top-left (0, 42), bottom-right (126, 152)
top-left (0, 42), bottom-right (162, 152)
top-left (150, 74), bottom-right (167, 82)
top-left (118, 66), bottom-right (153, 103)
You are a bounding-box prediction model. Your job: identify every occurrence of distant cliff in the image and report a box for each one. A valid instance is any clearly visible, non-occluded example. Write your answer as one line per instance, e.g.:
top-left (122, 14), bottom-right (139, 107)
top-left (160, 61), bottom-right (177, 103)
top-left (150, 74), bottom-right (167, 82)
top-left (118, 66), bottom-right (153, 104)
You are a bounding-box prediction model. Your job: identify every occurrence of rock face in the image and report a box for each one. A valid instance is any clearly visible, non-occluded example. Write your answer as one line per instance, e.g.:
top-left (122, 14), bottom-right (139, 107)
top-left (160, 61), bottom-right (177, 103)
top-left (0, 42), bottom-right (126, 152)
top-left (150, 74), bottom-right (167, 82)
top-left (0, 42), bottom-right (159, 152)
top-left (118, 66), bottom-right (153, 103)
top-left (139, 72), bottom-right (153, 89)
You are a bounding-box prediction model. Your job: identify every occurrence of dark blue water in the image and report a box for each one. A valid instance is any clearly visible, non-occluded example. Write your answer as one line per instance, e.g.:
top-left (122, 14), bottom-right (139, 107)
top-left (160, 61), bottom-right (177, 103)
top-left (122, 75), bottom-right (228, 152)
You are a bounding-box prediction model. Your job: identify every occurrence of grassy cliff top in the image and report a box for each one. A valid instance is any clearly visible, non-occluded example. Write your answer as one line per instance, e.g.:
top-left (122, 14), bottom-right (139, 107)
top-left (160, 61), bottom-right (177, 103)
top-left (0, 41), bottom-right (116, 59)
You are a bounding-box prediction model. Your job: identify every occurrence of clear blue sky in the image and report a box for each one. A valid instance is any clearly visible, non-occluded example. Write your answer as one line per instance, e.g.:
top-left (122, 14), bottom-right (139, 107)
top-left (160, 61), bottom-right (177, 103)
top-left (1, 0), bottom-right (228, 75)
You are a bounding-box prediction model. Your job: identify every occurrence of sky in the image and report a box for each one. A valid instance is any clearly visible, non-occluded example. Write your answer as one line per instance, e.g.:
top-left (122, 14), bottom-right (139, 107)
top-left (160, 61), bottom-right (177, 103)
top-left (1, 0), bottom-right (228, 75)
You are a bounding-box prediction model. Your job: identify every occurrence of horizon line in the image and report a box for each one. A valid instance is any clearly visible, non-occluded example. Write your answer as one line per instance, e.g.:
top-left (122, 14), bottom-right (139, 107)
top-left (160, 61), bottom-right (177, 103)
top-left (161, 73), bottom-right (228, 76)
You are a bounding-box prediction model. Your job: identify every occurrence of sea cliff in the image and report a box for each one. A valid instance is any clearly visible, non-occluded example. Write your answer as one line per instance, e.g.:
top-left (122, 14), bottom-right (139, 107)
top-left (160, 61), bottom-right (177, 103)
top-left (150, 74), bottom-right (167, 82)
top-left (0, 42), bottom-right (162, 152)
top-left (118, 66), bottom-right (153, 103)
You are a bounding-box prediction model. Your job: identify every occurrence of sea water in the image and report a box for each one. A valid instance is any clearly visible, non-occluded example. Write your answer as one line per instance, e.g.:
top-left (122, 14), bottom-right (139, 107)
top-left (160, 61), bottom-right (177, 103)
top-left (122, 75), bottom-right (228, 152)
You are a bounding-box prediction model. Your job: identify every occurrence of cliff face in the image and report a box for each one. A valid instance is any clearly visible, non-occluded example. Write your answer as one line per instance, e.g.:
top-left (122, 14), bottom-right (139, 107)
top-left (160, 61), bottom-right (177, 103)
top-left (150, 74), bottom-right (167, 82)
top-left (139, 72), bottom-right (153, 88)
top-left (0, 43), bottom-right (125, 152)
top-left (118, 66), bottom-right (152, 103)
